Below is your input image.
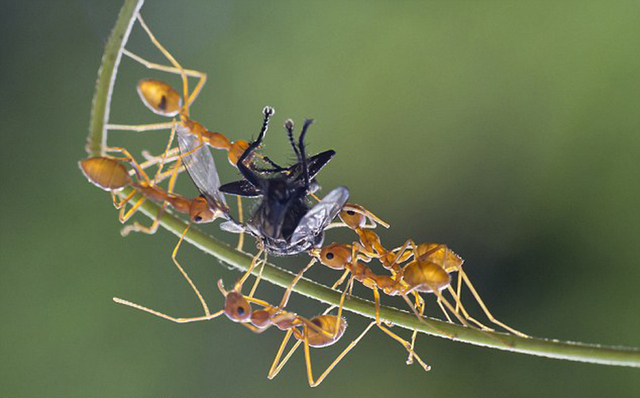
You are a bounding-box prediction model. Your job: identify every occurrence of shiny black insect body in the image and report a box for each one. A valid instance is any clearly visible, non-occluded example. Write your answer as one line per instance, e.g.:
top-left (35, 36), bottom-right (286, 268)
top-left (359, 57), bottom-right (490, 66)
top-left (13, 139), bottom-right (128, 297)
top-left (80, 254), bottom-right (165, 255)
top-left (219, 107), bottom-right (349, 256)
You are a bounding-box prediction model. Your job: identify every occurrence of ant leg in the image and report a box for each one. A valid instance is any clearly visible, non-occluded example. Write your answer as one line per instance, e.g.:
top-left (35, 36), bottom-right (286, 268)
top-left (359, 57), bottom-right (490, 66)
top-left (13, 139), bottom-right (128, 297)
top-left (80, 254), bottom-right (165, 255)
top-left (106, 122), bottom-right (176, 132)
top-left (384, 238), bottom-right (418, 272)
top-left (268, 304), bottom-right (337, 380)
top-left (135, 15), bottom-right (192, 114)
top-left (445, 285), bottom-right (493, 331)
top-left (459, 270), bottom-right (529, 337)
top-left (118, 195), bottom-right (146, 224)
top-left (151, 122), bottom-right (178, 184)
top-left (268, 329), bottom-right (299, 380)
top-left (150, 165), bottom-right (186, 184)
top-left (122, 48), bottom-right (207, 108)
top-left (119, 201), bottom-right (166, 236)
top-left (234, 248), bottom-right (265, 292)
top-left (278, 258), bottom-right (317, 308)
top-left (113, 190), bottom-right (136, 210)
top-left (330, 269), bottom-right (351, 289)
top-left (169, 225), bottom-right (211, 316)
top-left (407, 292), bottom-right (425, 365)
top-left (399, 293), bottom-right (454, 339)
top-left (121, 158), bottom-right (180, 236)
top-left (435, 295), bottom-right (454, 323)
top-left (429, 286), bottom-right (470, 327)
top-left (372, 288), bottom-right (430, 370)
top-left (456, 268), bottom-right (463, 313)
top-left (305, 321), bottom-right (378, 387)
top-left (140, 147), bottom-right (181, 167)
top-left (235, 196), bottom-right (245, 251)
top-left (104, 146), bottom-right (152, 183)
top-left (113, 297), bottom-right (223, 323)
top-left (247, 252), bottom-right (268, 298)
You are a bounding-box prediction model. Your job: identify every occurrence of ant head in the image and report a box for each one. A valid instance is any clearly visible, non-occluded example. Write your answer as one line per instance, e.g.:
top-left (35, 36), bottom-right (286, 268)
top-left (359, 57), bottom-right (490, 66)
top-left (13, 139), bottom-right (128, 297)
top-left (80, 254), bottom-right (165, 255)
top-left (339, 208), bottom-right (366, 230)
top-left (217, 279), bottom-right (252, 322)
top-left (189, 195), bottom-right (217, 223)
top-left (317, 243), bottom-right (351, 270)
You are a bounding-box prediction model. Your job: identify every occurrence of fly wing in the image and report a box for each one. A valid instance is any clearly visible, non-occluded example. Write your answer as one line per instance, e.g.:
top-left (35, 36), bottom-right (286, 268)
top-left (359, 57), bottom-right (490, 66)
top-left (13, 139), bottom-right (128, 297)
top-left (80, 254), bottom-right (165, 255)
top-left (286, 150), bottom-right (335, 181)
top-left (176, 124), bottom-right (229, 214)
top-left (219, 179), bottom-right (262, 197)
top-left (290, 186), bottom-right (349, 244)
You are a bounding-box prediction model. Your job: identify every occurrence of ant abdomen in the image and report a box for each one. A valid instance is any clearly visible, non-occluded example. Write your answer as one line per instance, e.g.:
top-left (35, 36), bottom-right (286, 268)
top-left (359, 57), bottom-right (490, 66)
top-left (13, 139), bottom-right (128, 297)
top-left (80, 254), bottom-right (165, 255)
top-left (304, 315), bottom-right (347, 348)
top-left (416, 243), bottom-right (464, 273)
top-left (403, 260), bottom-right (451, 293)
top-left (79, 157), bottom-right (132, 191)
top-left (137, 79), bottom-right (182, 117)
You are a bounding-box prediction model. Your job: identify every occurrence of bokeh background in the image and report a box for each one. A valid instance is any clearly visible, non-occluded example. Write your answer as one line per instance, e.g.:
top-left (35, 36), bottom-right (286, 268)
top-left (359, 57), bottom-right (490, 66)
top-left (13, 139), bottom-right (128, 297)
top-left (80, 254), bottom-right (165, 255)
top-left (1, 0), bottom-right (639, 396)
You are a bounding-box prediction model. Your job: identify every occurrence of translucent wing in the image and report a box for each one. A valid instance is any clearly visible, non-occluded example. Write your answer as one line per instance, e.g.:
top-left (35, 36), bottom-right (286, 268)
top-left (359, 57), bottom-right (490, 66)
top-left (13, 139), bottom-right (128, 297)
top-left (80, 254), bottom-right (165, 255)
top-left (290, 186), bottom-right (349, 244)
top-left (176, 124), bottom-right (228, 213)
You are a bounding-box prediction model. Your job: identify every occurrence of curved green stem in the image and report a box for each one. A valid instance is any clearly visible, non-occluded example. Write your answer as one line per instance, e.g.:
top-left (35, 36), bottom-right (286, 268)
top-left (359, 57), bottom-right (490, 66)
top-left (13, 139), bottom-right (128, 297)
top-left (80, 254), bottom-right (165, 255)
top-left (86, 0), bottom-right (144, 157)
top-left (84, 0), bottom-right (640, 369)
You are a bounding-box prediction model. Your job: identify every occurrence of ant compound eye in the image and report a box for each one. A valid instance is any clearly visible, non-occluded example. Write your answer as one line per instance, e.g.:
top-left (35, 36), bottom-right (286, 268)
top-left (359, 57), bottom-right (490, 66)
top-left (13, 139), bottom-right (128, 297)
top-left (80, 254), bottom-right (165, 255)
top-left (194, 215), bottom-right (202, 222)
top-left (320, 244), bottom-right (349, 270)
top-left (224, 292), bottom-right (252, 322)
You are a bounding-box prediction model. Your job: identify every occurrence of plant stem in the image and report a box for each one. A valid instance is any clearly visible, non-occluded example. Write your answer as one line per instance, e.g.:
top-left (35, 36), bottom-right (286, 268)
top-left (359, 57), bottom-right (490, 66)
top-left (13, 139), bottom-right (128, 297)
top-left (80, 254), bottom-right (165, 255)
top-left (86, 0), bottom-right (144, 157)
top-left (85, 0), bottom-right (640, 369)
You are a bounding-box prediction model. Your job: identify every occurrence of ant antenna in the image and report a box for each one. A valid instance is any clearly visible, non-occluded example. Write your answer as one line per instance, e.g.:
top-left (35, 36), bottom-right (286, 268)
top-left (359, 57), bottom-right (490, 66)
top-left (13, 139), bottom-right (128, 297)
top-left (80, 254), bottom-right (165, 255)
top-left (298, 119), bottom-right (314, 190)
top-left (284, 119), bottom-right (301, 162)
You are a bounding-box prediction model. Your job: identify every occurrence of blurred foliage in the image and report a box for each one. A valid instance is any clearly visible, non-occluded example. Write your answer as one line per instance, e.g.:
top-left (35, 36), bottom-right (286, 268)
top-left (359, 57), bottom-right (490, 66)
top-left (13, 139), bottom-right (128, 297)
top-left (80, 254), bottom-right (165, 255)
top-left (0, 0), bottom-right (639, 396)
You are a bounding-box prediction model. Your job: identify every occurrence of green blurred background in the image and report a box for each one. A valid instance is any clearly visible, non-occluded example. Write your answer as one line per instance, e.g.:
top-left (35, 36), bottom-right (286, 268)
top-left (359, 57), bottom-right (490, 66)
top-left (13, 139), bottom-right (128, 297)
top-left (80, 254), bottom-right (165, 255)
top-left (1, 0), bottom-right (639, 396)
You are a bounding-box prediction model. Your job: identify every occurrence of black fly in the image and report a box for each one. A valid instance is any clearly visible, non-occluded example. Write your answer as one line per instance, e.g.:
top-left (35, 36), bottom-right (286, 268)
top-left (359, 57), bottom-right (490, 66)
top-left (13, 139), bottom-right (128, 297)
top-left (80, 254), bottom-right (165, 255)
top-left (219, 107), bottom-right (349, 256)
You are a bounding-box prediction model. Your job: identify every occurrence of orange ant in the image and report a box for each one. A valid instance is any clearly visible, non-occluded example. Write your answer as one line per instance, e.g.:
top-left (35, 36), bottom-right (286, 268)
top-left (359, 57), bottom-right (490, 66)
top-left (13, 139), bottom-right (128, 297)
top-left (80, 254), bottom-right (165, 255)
top-left (112, 230), bottom-right (429, 386)
top-left (105, 15), bottom-right (250, 168)
top-left (87, 13), bottom-right (260, 250)
top-left (79, 145), bottom-right (226, 235)
top-left (283, 204), bottom-right (526, 365)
